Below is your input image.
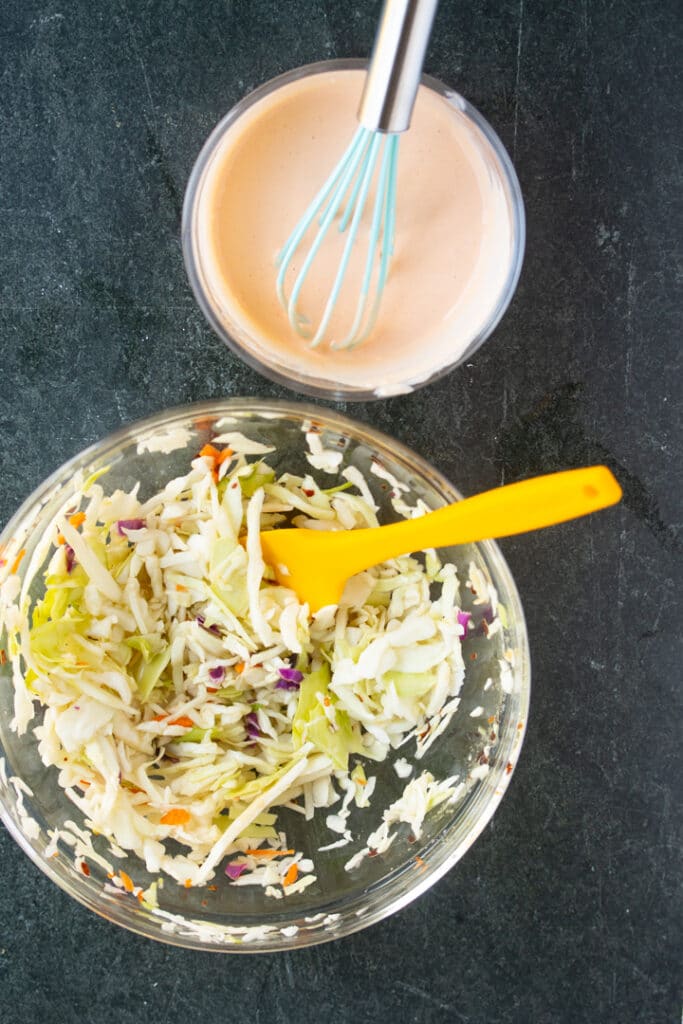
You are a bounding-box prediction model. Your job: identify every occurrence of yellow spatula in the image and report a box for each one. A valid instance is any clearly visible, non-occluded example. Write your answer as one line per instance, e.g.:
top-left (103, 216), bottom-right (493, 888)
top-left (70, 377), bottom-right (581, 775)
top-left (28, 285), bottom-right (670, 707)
top-left (260, 466), bottom-right (622, 611)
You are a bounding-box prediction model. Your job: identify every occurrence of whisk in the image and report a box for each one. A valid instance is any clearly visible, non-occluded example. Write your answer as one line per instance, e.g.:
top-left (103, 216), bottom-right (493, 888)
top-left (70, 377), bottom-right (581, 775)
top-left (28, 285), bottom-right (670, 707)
top-left (276, 0), bottom-right (439, 350)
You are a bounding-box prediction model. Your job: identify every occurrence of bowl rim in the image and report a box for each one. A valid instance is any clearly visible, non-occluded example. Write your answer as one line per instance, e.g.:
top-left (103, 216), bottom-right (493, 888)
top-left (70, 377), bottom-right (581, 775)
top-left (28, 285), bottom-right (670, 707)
top-left (181, 58), bottom-right (526, 402)
top-left (0, 397), bottom-right (531, 951)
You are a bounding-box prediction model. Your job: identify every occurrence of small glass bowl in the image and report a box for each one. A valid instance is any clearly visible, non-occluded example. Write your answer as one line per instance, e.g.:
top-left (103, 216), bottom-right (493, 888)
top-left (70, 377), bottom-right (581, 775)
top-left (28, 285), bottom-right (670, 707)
top-left (0, 400), bottom-right (530, 951)
top-left (182, 60), bottom-right (525, 401)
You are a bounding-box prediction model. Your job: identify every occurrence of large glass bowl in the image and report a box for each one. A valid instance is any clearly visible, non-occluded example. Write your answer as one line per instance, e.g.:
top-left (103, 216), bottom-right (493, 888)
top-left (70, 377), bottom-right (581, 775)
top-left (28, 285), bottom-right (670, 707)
top-left (0, 400), bottom-right (530, 951)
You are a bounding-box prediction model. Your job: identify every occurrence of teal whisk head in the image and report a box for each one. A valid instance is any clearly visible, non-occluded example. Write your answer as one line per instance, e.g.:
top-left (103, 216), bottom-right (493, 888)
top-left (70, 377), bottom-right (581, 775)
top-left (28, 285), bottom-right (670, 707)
top-left (275, 126), bottom-right (400, 351)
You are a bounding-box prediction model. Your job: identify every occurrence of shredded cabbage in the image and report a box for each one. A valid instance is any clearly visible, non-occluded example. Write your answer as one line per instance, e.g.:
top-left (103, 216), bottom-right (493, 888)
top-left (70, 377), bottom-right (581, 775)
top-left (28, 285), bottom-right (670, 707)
top-left (2, 439), bottom-right (481, 890)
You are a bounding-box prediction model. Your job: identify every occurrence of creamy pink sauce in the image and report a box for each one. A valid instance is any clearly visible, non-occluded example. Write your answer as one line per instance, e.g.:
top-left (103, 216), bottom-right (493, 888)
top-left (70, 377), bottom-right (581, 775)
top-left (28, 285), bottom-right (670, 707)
top-left (194, 69), bottom-right (514, 395)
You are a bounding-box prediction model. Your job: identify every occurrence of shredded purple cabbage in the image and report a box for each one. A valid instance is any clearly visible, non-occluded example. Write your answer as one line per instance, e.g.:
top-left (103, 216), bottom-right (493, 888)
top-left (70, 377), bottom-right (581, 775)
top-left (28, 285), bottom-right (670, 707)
top-left (116, 518), bottom-right (145, 536)
top-left (225, 861), bottom-right (248, 880)
top-left (277, 667), bottom-right (303, 687)
top-left (276, 679), bottom-right (301, 692)
top-left (196, 614), bottom-right (223, 637)
top-left (208, 665), bottom-right (225, 682)
top-left (245, 711), bottom-right (261, 739)
top-left (457, 611), bottom-right (472, 635)
top-left (65, 545), bottom-right (76, 574)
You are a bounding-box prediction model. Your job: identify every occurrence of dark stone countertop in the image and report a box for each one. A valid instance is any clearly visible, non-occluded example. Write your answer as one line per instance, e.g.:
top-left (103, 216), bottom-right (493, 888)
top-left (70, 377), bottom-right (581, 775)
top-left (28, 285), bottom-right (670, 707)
top-left (0, 2), bottom-right (680, 1022)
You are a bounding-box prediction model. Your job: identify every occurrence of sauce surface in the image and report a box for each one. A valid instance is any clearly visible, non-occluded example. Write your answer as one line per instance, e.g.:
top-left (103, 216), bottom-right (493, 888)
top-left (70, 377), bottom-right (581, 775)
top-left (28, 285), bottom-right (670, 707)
top-left (196, 69), bottom-right (513, 394)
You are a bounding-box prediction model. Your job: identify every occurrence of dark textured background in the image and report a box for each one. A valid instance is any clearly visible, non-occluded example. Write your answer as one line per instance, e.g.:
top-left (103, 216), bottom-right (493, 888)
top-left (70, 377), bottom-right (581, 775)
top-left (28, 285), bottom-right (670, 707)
top-left (0, 1), bottom-right (681, 1022)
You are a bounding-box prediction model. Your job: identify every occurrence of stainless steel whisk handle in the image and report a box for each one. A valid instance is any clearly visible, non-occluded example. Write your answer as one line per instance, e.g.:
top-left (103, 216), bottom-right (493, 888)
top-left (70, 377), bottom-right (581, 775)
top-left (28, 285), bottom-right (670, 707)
top-left (358, 0), bottom-right (440, 133)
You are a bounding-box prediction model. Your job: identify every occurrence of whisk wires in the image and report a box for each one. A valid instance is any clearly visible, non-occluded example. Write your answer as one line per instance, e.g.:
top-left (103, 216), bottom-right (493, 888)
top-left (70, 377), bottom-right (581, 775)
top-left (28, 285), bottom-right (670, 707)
top-left (276, 127), bottom-right (399, 350)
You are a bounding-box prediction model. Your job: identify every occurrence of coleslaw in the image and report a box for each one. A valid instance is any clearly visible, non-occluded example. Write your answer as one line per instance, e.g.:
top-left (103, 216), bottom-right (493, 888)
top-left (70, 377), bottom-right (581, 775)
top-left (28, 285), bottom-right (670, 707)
top-left (1, 432), bottom-right (478, 891)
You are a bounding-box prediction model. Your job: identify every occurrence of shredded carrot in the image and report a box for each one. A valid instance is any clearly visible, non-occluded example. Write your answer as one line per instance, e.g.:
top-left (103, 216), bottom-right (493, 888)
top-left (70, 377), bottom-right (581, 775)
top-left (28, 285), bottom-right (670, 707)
top-left (414, 856), bottom-right (427, 872)
top-left (235, 661), bottom-right (245, 674)
top-left (216, 447), bottom-right (233, 465)
top-left (152, 713), bottom-right (167, 722)
top-left (175, 583), bottom-right (187, 592)
top-left (0, 649), bottom-right (6, 666)
top-left (80, 861), bottom-right (90, 876)
top-left (68, 511), bottom-right (86, 528)
top-left (119, 870), bottom-right (134, 892)
top-left (10, 549), bottom-right (26, 575)
top-left (283, 862), bottom-right (299, 888)
top-left (207, 885), bottom-right (218, 892)
top-left (199, 443), bottom-right (221, 459)
top-left (211, 468), bottom-right (219, 484)
top-left (168, 715), bottom-right (194, 728)
top-left (206, 687), bottom-right (218, 693)
top-left (193, 416), bottom-right (215, 432)
top-left (78, 779), bottom-right (90, 788)
top-left (323, 696), bottom-right (331, 707)
top-left (488, 716), bottom-right (496, 724)
top-left (245, 848), bottom-right (295, 859)
top-left (56, 533), bottom-right (66, 545)
top-left (106, 872), bottom-right (115, 879)
top-left (184, 879), bottom-right (193, 888)
top-left (160, 808), bottom-right (191, 826)
top-left (137, 890), bottom-right (144, 902)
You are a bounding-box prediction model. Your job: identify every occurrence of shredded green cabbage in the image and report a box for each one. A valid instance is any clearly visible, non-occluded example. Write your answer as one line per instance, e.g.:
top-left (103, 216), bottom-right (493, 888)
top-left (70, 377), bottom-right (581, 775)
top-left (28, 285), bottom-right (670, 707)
top-left (2, 437), bottom-right (471, 888)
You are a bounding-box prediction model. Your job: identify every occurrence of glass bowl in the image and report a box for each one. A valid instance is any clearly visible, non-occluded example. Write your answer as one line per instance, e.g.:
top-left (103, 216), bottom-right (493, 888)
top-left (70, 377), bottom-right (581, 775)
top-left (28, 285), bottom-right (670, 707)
top-left (0, 400), bottom-right (530, 951)
top-left (182, 60), bottom-right (525, 401)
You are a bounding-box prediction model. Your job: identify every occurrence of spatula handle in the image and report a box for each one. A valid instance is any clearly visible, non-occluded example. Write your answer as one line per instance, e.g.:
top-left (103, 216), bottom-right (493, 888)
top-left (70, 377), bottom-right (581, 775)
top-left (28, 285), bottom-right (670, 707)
top-left (355, 466), bottom-right (622, 569)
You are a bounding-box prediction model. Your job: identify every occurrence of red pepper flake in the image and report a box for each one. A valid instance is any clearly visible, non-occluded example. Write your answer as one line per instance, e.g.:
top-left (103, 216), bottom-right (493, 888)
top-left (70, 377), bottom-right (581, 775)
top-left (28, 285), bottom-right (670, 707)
top-left (478, 752), bottom-right (489, 765)
top-left (490, 732), bottom-right (496, 741)
top-left (78, 779), bottom-right (90, 788)
top-left (106, 871), bottom-right (115, 879)
top-left (487, 715), bottom-right (495, 725)
top-left (506, 762), bottom-right (514, 774)
top-left (207, 885), bottom-right (218, 892)
top-left (207, 687), bottom-right (218, 694)
top-left (80, 861), bottom-right (90, 877)
top-left (368, 848), bottom-right (378, 858)
top-left (302, 488), bottom-right (315, 497)
top-left (517, 722), bottom-right (524, 730)
top-left (414, 855), bottom-right (427, 872)
top-left (469, 652), bottom-right (478, 661)
top-left (323, 696), bottom-right (331, 707)
top-left (0, 649), bottom-right (6, 666)
top-left (201, 899), bottom-right (208, 907)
